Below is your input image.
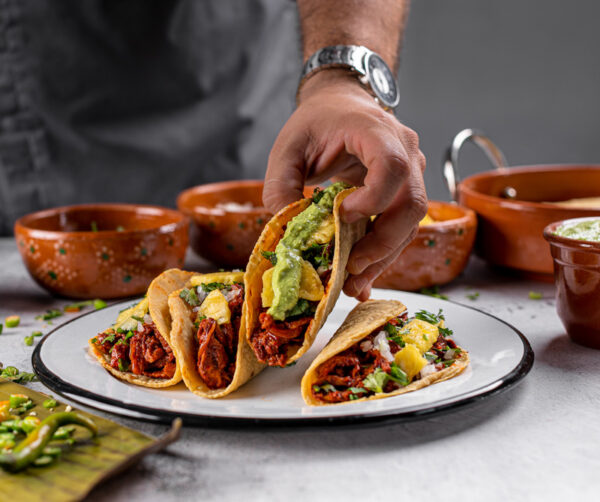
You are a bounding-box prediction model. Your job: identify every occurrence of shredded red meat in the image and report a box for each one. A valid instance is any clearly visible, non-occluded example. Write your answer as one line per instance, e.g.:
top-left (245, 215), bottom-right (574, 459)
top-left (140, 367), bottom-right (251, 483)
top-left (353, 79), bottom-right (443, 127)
top-left (249, 312), bottom-right (312, 367)
top-left (129, 323), bottom-right (176, 378)
top-left (94, 322), bottom-right (176, 379)
top-left (193, 283), bottom-right (244, 389)
top-left (312, 313), bottom-right (454, 404)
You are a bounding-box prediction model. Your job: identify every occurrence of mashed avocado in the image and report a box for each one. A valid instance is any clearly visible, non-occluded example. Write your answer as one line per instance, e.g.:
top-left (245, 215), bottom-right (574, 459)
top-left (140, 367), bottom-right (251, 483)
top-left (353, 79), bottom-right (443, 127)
top-left (555, 218), bottom-right (600, 242)
top-left (268, 182), bottom-right (349, 320)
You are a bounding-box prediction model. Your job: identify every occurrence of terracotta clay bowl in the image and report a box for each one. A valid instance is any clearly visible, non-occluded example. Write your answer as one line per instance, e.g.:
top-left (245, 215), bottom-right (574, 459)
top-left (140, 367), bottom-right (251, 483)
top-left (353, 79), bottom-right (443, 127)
top-left (373, 201), bottom-right (477, 291)
top-left (544, 218), bottom-right (600, 349)
top-left (445, 129), bottom-right (600, 278)
top-left (14, 204), bottom-right (188, 299)
top-left (177, 180), bottom-right (315, 268)
top-left (460, 165), bottom-right (600, 278)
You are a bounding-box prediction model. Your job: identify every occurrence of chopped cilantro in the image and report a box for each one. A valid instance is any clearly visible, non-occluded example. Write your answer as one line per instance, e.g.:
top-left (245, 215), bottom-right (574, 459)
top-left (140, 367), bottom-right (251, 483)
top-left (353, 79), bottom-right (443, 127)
top-left (302, 243), bottom-right (331, 270)
top-left (261, 250), bottom-right (277, 265)
top-left (424, 352), bottom-right (436, 362)
top-left (200, 282), bottom-right (229, 293)
top-left (418, 285), bottom-right (448, 300)
top-left (388, 363), bottom-right (410, 386)
top-left (349, 387), bottom-right (367, 395)
top-left (414, 309), bottom-right (445, 325)
top-left (117, 359), bottom-right (129, 372)
top-left (35, 309), bottom-right (63, 321)
top-left (443, 359), bottom-right (456, 367)
top-left (286, 298), bottom-right (315, 318)
top-left (103, 333), bottom-right (116, 344)
top-left (124, 330), bottom-right (134, 340)
top-left (179, 288), bottom-right (200, 306)
top-left (438, 326), bottom-right (454, 338)
top-left (362, 368), bottom-right (389, 394)
top-left (131, 315), bottom-right (145, 323)
top-left (466, 291), bottom-right (480, 301)
top-left (312, 187), bottom-right (324, 204)
top-left (286, 361), bottom-right (297, 368)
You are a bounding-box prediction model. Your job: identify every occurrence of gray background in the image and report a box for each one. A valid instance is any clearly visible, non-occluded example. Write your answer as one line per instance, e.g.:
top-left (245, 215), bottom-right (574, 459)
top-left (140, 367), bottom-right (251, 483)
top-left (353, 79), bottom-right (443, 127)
top-left (401, 0), bottom-right (600, 201)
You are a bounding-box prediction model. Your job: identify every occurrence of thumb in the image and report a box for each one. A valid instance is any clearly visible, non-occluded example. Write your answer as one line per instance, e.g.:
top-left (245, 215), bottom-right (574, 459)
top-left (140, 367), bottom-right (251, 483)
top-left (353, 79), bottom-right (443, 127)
top-left (262, 129), bottom-right (309, 213)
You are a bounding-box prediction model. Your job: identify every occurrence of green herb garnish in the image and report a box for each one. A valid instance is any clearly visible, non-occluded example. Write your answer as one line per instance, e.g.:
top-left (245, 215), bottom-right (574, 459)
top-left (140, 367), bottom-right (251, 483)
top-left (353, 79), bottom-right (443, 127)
top-left (302, 243), bottom-right (331, 269)
top-left (261, 250), bottom-right (277, 265)
top-left (103, 333), bottom-right (116, 344)
top-left (438, 326), bottom-right (453, 338)
top-left (200, 282), bottom-right (229, 293)
top-left (362, 368), bottom-right (389, 394)
top-left (286, 298), bottom-right (315, 318)
top-left (414, 309), bottom-right (445, 325)
top-left (35, 309), bottom-right (63, 321)
top-left (466, 291), bottom-right (480, 300)
top-left (418, 285), bottom-right (448, 300)
top-left (117, 359), bottom-right (129, 372)
top-left (312, 187), bottom-right (324, 204)
top-left (93, 299), bottom-right (107, 310)
top-left (179, 288), bottom-right (200, 306)
top-left (388, 363), bottom-right (410, 386)
top-left (90, 221), bottom-right (98, 232)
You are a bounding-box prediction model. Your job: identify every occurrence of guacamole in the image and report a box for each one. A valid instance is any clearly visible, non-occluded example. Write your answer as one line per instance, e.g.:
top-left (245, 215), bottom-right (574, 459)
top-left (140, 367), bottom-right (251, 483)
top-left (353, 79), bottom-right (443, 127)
top-left (555, 218), bottom-right (600, 242)
top-left (268, 182), bottom-right (349, 320)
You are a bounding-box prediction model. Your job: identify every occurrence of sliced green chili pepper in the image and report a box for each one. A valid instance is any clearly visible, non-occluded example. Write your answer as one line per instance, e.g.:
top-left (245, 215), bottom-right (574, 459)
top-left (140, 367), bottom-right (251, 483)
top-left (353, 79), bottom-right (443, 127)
top-left (93, 299), bottom-right (107, 310)
top-left (43, 398), bottom-right (58, 409)
top-left (8, 395), bottom-right (29, 409)
top-left (0, 411), bottom-right (97, 472)
top-left (5, 316), bottom-right (20, 328)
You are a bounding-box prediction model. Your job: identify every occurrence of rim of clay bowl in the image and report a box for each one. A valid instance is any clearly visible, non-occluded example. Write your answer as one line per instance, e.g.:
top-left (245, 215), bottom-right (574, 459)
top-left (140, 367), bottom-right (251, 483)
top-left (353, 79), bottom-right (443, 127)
top-left (460, 164), bottom-right (600, 213)
top-left (543, 216), bottom-right (600, 252)
top-left (14, 203), bottom-right (188, 240)
top-left (418, 200), bottom-right (477, 234)
top-left (177, 180), bottom-right (269, 217)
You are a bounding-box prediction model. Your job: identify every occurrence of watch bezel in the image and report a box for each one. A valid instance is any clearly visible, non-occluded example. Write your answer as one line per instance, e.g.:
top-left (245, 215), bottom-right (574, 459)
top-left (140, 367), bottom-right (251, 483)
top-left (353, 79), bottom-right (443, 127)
top-left (364, 52), bottom-right (400, 109)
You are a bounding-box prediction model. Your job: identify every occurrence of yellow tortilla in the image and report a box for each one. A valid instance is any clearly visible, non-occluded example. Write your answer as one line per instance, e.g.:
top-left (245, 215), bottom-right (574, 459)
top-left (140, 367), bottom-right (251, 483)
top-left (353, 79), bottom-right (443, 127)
top-left (168, 272), bottom-right (265, 398)
top-left (244, 187), bottom-right (367, 365)
top-left (301, 299), bottom-right (470, 405)
top-left (88, 268), bottom-right (195, 388)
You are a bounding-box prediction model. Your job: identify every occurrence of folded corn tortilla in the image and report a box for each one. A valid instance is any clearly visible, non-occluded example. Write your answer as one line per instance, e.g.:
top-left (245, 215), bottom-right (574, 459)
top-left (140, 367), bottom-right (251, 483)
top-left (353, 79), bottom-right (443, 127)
top-left (244, 187), bottom-right (367, 365)
top-left (88, 268), bottom-right (195, 388)
top-left (301, 299), bottom-right (470, 405)
top-left (168, 271), bottom-right (265, 398)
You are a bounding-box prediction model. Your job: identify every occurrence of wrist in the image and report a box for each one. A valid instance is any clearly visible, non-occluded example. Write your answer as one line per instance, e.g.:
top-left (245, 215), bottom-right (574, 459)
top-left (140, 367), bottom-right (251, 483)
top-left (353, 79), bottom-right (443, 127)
top-left (297, 69), bottom-right (373, 106)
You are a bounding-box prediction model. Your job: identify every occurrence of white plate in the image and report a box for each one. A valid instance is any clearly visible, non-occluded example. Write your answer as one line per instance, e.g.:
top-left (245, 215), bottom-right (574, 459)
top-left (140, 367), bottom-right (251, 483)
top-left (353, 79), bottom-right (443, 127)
top-left (33, 290), bottom-right (533, 426)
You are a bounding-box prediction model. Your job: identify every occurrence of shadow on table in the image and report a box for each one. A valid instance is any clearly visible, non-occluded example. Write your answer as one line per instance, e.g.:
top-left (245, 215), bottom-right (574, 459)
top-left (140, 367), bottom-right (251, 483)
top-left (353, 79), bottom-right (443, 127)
top-left (536, 333), bottom-right (600, 373)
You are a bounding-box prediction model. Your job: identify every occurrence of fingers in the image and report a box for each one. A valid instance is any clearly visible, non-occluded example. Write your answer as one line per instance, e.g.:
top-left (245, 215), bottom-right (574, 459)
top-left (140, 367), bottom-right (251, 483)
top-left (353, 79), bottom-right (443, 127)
top-left (263, 126), bottom-right (312, 213)
top-left (339, 127), bottom-right (414, 224)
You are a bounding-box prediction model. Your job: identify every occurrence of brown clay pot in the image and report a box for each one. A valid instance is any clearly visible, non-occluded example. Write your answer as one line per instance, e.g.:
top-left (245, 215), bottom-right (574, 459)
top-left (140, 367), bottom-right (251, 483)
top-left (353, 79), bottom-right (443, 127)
top-left (460, 165), bottom-right (600, 277)
top-left (544, 218), bottom-right (600, 349)
top-left (14, 204), bottom-right (188, 299)
top-left (373, 201), bottom-right (477, 291)
top-left (177, 180), bottom-right (315, 268)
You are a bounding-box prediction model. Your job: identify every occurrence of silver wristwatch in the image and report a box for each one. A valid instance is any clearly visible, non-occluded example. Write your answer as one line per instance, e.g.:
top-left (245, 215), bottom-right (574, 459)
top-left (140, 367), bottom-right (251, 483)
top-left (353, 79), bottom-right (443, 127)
top-left (299, 45), bottom-right (400, 110)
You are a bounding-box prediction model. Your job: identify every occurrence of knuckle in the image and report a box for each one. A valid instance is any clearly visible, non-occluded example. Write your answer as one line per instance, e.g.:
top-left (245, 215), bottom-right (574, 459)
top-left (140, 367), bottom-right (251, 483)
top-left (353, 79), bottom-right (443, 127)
top-left (417, 151), bottom-right (427, 172)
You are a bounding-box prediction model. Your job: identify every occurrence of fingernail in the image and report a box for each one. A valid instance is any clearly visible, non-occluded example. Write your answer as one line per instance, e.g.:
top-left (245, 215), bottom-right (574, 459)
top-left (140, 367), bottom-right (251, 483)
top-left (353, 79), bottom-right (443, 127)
top-left (353, 276), bottom-right (368, 295)
top-left (351, 257), bottom-right (370, 274)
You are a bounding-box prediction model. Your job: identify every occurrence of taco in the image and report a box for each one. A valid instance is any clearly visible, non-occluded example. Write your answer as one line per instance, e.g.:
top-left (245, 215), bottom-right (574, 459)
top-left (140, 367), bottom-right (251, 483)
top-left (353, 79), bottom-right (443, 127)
top-left (301, 299), bottom-right (469, 405)
top-left (89, 269), bottom-right (195, 387)
top-left (244, 182), bottom-right (367, 367)
top-left (168, 271), bottom-right (265, 398)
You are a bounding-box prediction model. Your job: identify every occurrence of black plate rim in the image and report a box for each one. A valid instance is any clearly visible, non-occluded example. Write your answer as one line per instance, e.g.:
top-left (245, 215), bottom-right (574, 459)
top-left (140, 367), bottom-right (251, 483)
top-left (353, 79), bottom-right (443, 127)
top-left (32, 297), bottom-right (535, 428)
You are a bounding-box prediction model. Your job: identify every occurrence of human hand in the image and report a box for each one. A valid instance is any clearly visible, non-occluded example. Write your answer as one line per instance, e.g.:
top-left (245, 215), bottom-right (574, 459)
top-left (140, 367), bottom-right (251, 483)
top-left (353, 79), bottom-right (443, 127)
top-left (263, 70), bottom-right (427, 301)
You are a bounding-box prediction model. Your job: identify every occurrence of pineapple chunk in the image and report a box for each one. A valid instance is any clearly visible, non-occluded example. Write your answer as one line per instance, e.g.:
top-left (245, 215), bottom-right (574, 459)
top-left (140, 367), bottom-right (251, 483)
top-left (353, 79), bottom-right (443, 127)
top-left (307, 213), bottom-right (335, 245)
top-left (114, 297), bottom-right (149, 332)
top-left (197, 290), bottom-right (231, 325)
top-left (419, 213), bottom-right (436, 226)
top-left (399, 319), bottom-right (439, 354)
top-left (261, 259), bottom-right (324, 308)
top-left (190, 271), bottom-right (244, 287)
top-left (394, 344), bottom-right (429, 381)
top-left (299, 259), bottom-right (325, 301)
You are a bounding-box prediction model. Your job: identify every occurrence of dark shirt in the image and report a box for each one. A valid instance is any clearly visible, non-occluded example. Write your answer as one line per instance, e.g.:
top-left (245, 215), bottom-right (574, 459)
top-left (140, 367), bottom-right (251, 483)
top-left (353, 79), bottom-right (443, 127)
top-left (0, 0), bottom-right (300, 234)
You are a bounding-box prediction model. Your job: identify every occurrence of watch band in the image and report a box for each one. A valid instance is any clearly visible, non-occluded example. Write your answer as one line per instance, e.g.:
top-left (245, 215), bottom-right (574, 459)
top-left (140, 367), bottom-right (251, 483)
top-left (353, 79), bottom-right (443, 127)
top-left (297, 45), bottom-right (400, 110)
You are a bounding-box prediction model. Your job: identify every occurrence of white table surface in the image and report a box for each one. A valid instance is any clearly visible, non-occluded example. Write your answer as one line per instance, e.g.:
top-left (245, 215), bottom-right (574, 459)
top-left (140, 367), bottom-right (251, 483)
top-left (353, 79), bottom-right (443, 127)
top-left (0, 238), bottom-right (597, 502)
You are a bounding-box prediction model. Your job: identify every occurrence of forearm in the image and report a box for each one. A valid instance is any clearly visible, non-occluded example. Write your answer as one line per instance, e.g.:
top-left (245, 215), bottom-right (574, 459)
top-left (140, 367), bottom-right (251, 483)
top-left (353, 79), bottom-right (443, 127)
top-left (297, 0), bottom-right (410, 70)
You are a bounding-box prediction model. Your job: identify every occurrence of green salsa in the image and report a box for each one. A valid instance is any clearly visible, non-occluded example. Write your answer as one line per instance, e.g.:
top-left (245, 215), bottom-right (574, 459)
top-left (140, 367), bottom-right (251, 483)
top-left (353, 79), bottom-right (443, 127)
top-left (554, 218), bottom-right (600, 242)
top-left (268, 182), bottom-right (348, 320)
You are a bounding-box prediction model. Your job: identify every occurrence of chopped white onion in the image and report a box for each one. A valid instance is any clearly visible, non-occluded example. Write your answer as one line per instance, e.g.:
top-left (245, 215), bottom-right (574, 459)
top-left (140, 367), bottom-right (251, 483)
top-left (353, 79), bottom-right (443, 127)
top-left (373, 332), bottom-right (394, 362)
top-left (196, 287), bottom-right (208, 304)
top-left (444, 349), bottom-right (455, 360)
top-left (137, 322), bottom-right (143, 332)
top-left (419, 364), bottom-right (437, 378)
top-left (143, 314), bottom-right (152, 324)
top-left (360, 340), bottom-right (373, 352)
top-left (192, 306), bottom-right (201, 312)
top-left (225, 289), bottom-right (238, 302)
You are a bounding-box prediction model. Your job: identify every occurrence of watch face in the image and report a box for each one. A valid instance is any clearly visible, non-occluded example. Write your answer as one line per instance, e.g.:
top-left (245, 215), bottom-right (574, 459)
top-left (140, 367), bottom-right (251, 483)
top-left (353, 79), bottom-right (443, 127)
top-left (366, 53), bottom-right (400, 108)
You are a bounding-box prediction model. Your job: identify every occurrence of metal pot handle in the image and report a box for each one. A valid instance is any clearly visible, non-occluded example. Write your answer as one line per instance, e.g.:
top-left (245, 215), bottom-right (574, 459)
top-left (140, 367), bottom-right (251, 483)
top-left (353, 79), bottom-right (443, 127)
top-left (443, 128), bottom-right (508, 202)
